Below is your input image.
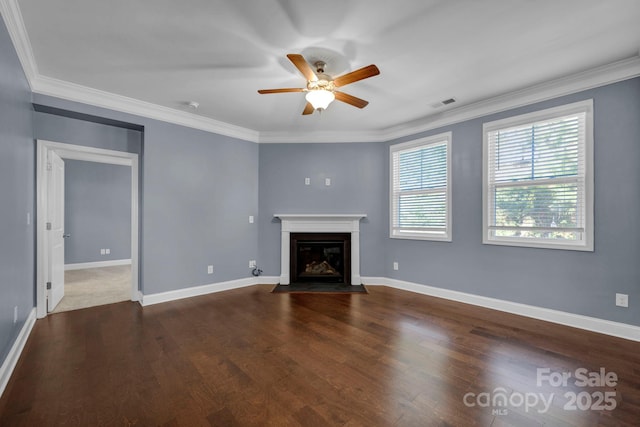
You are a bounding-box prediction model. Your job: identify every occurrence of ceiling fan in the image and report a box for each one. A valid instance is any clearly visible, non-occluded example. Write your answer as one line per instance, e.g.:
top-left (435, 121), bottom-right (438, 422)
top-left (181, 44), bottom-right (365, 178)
top-left (258, 54), bottom-right (380, 115)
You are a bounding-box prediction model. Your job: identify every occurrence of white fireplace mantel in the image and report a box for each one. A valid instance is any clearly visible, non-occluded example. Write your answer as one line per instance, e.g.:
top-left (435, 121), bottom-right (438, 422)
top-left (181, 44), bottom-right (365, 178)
top-left (274, 214), bottom-right (367, 285)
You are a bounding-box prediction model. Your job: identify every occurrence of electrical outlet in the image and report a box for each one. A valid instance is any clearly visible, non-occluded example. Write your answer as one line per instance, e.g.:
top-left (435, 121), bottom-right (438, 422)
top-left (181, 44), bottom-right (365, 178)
top-left (305, 177), bottom-right (310, 185)
top-left (249, 260), bottom-right (256, 268)
top-left (207, 265), bottom-right (214, 274)
top-left (13, 306), bottom-right (18, 324)
top-left (249, 215), bottom-right (254, 224)
top-left (616, 293), bottom-right (629, 308)
top-left (105, 248), bottom-right (111, 255)
top-left (393, 262), bottom-right (399, 271)
top-left (325, 178), bottom-right (331, 186)
top-left (100, 249), bottom-right (106, 255)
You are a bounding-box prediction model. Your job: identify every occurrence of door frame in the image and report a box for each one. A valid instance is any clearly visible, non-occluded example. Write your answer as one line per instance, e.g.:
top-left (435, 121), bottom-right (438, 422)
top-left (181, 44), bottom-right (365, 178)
top-left (36, 140), bottom-right (140, 318)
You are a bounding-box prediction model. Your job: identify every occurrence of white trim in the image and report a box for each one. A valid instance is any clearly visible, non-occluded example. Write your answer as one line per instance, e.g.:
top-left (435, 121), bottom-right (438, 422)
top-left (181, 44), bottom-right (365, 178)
top-left (256, 276), bottom-right (280, 285)
top-left (273, 214), bottom-right (366, 285)
top-left (258, 130), bottom-right (383, 144)
top-left (481, 99), bottom-right (594, 251)
top-left (35, 55), bottom-right (640, 144)
top-left (37, 140), bottom-right (137, 164)
top-left (0, 308), bottom-right (36, 398)
top-left (257, 56), bottom-right (640, 144)
top-left (274, 214), bottom-right (367, 220)
top-left (380, 56), bottom-right (640, 143)
top-left (31, 75), bottom-right (260, 143)
top-left (2, 0), bottom-right (638, 144)
top-left (0, 0), bottom-right (38, 87)
top-left (361, 277), bottom-right (640, 342)
top-left (139, 274), bottom-right (640, 342)
top-left (36, 140), bottom-right (140, 317)
top-left (139, 277), bottom-right (257, 306)
top-left (64, 259), bottom-right (132, 271)
top-left (389, 132), bottom-right (452, 242)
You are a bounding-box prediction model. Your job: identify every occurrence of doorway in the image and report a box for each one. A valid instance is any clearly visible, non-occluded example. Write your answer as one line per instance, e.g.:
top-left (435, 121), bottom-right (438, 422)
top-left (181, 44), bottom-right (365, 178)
top-left (52, 264), bottom-right (132, 313)
top-left (36, 140), bottom-right (139, 318)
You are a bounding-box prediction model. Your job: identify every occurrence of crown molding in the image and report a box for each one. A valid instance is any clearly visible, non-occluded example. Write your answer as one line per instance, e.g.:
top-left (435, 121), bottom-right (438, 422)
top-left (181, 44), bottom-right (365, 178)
top-left (262, 55), bottom-right (640, 143)
top-left (378, 55), bottom-right (640, 142)
top-left (32, 55), bottom-right (640, 144)
top-left (3, 0), bottom-right (640, 144)
top-left (0, 0), bottom-right (38, 87)
top-left (258, 129), bottom-right (385, 143)
top-left (31, 75), bottom-right (260, 142)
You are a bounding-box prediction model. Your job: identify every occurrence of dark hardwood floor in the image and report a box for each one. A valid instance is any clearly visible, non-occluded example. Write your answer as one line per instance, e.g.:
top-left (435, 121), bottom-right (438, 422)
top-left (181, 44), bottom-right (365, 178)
top-left (1, 285), bottom-right (639, 426)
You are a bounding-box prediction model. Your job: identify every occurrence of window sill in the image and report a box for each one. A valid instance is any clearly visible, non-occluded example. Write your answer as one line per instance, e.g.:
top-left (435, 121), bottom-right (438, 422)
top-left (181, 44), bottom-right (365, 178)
top-left (482, 237), bottom-right (593, 252)
top-left (391, 232), bottom-right (452, 242)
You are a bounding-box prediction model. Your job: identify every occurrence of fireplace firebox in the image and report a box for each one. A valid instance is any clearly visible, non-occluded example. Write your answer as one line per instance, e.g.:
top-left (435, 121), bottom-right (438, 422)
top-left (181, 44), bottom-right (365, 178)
top-left (290, 233), bottom-right (351, 284)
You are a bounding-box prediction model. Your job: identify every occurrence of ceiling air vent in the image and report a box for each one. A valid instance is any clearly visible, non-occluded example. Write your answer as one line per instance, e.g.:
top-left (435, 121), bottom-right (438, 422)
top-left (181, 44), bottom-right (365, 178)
top-left (430, 97), bottom-right (457, 109)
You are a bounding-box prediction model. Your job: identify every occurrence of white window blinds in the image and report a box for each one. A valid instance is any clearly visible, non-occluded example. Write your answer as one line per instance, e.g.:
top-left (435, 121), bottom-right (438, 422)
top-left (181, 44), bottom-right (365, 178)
top-left (390, 133), bottom-right (451, 241)
top-left (483, 100), bottom-right (593, 250)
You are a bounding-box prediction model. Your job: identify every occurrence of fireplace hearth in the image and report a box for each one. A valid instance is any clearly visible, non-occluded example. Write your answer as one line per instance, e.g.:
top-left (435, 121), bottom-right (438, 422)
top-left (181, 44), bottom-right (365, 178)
top-left (290, 233), bottom-right (351, 284)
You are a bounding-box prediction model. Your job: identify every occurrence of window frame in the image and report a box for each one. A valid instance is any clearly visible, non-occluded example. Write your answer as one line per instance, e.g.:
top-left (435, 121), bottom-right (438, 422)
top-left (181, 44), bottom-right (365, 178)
top-left (389, 132), bottom-right (452, 242)
top-left (482, 99), bottom-right (594, 251)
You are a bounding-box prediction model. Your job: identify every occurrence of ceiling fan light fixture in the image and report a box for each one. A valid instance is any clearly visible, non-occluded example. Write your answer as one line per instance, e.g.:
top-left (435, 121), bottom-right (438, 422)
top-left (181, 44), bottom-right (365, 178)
top-left (305, 89), bottom-right (335, 111)
top-left (258, 53), bottom-right (379, 115)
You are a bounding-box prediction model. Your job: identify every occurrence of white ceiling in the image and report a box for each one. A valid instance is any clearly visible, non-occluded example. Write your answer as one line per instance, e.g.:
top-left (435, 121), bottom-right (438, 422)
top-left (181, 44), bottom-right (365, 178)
top-left (9, 0), bottom-right (640, 141)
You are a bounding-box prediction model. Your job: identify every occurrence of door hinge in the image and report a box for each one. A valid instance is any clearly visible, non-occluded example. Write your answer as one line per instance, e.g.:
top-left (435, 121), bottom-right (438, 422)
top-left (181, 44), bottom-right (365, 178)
top-left (46, 222), bottom-right (52, 230)
top-left (47, 162), bottom-right (52, 171)
top-left (46, 282), bottom-right (52, 290)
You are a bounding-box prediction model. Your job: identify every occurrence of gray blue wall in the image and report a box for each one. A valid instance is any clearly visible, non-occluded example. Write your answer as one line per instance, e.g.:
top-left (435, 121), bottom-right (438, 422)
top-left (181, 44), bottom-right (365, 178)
top-left (384, 78), bottom-right (640, 326)
top-left (142, 122), bottom-right (258, 293)
top-left (33, 94), bottom-right (259, 295)
top-left (34, 78), bottom-right (640, 328)
top-left (255, 79), bottom-right (640, 327)
top-left (258, 143), bottom-right (387, 277)
top-left (34, 111), bottom-right (142, 154)
top-left (0, 20), bottom-right (35, 369)
top-left (64, 160), bottom-right (131, 264)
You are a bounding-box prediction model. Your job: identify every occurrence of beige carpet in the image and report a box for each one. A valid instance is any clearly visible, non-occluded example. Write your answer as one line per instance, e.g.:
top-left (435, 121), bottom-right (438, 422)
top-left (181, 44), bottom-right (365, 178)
top-left (52, 265), bottom-right (132, 313)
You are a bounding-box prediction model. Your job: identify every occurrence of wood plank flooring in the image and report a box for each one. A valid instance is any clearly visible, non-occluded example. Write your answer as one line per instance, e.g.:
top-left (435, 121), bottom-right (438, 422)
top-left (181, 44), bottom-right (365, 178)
top-left (1, 285), bottom-right (639, 426)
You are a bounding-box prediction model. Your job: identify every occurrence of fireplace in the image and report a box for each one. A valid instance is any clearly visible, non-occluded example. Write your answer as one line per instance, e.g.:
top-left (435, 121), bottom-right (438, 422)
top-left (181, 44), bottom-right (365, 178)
top-left (290, 233), bottom-right (351, 284)
top-left (274, 214), bottom-right (366, 285)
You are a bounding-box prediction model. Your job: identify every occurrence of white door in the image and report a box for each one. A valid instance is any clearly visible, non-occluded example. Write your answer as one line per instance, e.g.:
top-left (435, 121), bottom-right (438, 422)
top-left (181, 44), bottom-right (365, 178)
top-left (47, 151), bottom-right (65, 312)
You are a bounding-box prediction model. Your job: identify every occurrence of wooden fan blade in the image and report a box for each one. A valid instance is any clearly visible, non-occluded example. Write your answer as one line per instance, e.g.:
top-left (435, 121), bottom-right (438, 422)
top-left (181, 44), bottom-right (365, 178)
top-left (258, 88), bottom-right (305, 94)
top-left (287, 54), bottom-right (317, 82)
top-left (333, 64), bottom-right (380, 87)
top-left (302, 102), bottom-right (315, 115)
top-left (334, 91), bottom-right (369, 109)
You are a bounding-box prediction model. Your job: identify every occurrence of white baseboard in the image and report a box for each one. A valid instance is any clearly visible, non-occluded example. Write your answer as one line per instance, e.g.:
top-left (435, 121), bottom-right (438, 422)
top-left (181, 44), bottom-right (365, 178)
top-left (361, 277), bottom-right (640, 342)
top-left (256, 275), bottom-right (280, 285)
top-left (139, 277), bottom-right (258, 306)
top-left (135, 273), bottom-right (640, 341)
top-left (65, 259), bottom-right (132, 270)
top-left (0, 308), bottom-right (36, 398)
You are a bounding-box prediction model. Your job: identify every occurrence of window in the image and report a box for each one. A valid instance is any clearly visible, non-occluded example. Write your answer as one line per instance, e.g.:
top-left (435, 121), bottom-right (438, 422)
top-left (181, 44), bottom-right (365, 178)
top-left (483, 100), bottom-right (593, 251)
top-left (390, 132), bottom-right (451, 241)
